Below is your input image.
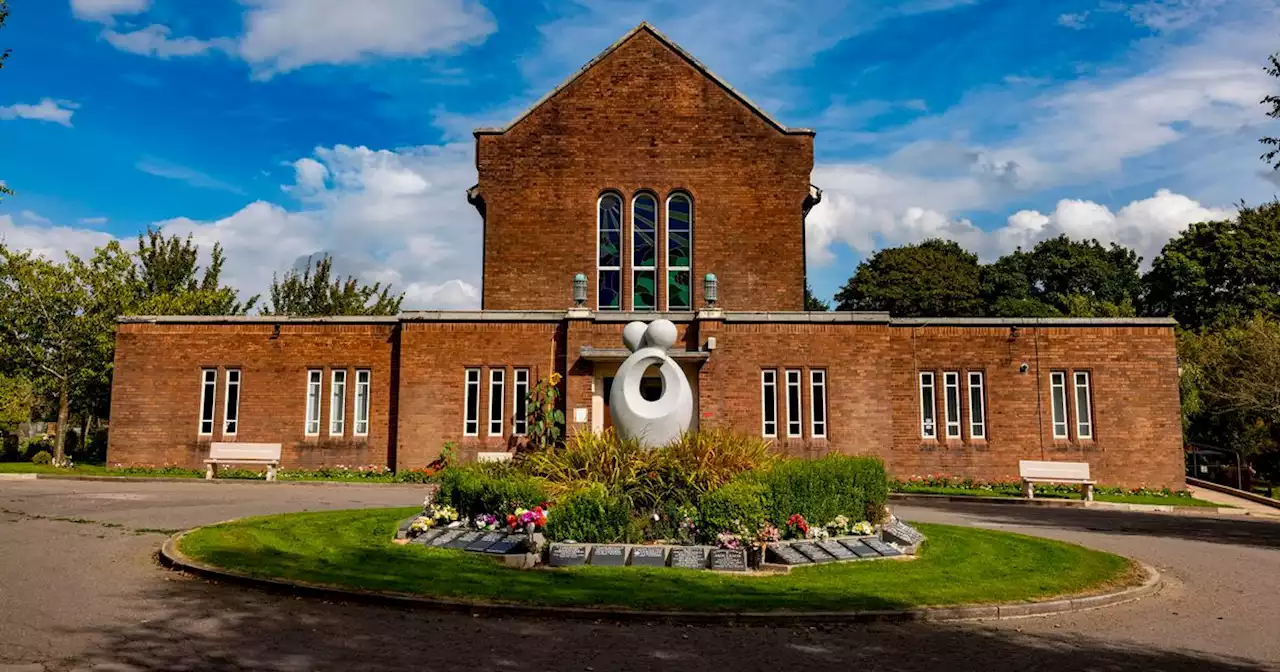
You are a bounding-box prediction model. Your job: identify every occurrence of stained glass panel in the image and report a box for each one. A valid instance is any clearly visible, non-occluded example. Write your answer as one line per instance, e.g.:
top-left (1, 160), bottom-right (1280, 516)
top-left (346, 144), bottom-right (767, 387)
top-left (668, 270), bottom-right (691, 309)
top-left (633, 195), bottom-right (656, 267)
top-left (633, 270), bottom-right (656, 310)
top-left (667, 194), bottom-right (692, 310)
top-left (598, 269), bottom-right (621, 310)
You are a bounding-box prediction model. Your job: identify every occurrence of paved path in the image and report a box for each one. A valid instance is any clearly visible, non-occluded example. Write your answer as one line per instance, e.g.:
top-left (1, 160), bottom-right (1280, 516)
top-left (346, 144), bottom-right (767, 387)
top-left (1, 479), bottom-right (1278, 671)
top-left (1188, 484), bottom-right (1280, 517)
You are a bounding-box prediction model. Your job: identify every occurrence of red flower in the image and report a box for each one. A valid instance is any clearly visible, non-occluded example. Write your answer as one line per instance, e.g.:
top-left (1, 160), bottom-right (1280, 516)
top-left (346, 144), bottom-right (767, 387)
top-left (506, 514), bottom-right (517, 528)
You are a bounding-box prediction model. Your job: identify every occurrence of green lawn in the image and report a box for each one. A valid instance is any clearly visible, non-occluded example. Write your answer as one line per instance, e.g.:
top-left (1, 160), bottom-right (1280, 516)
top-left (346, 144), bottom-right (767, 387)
top-left (177, 507), bottom-right (1136, 612)
top-left (0, 463), bottom-right (418, 483)
top-left (893, 485), bottom-right (1223, 507)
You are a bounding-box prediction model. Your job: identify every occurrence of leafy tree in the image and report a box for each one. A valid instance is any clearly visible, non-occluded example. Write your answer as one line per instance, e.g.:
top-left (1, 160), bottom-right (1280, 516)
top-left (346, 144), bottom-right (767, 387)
top-left (265, 254), bottom-right (402, 316)
top-left (0, 373), bottom-right (33, 435)
top-left (804, 283), bottom-right (830, 311)
top-left (1179, 318), bottom-right (1280, 462)
top-left (132, 228), bottom-right (256, 315)
top-left (834, 239), bottom-right (982, 316)
top-left (979, 250), bottom-right (1059, 317)
top-left (1142, 201), bottom-right (1280, 330)
top-left (1, 0), bottom-right (13, 200)
top-left (1262, 52), bottom-right (1280, 169)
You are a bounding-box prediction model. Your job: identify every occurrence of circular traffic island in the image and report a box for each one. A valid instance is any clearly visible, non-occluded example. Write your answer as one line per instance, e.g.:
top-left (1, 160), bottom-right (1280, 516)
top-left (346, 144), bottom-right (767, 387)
top-left (167, 507), bottom-right (1157, 620)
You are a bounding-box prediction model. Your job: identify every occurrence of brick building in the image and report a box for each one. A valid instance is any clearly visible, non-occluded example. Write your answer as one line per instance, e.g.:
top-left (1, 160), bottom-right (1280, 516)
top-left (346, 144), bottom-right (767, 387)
top-left (107, 24), bottom-right (1185, 489)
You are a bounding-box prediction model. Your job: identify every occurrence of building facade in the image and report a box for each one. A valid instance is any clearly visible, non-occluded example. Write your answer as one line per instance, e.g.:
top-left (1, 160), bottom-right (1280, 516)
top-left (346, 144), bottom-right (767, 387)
top-left (107, 25), bottom-right (1186, 489)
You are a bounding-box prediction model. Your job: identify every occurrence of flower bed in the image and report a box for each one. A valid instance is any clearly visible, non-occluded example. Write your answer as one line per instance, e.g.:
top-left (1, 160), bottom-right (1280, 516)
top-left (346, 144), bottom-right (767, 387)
top-left (891, 474), bottom-right (1220, 506)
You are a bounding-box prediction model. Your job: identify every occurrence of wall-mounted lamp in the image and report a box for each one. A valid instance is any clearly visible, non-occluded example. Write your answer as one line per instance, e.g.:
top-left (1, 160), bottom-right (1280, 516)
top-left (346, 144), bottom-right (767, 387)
top-left (1019, 362), bottom-right (1029, 374)
top-left (572, 272), bottom-right (587, 307)
top-left (270, 324), bottom-right (281, 340)
top-left (1008, 326), bottom-right (1020, 342)
top-left (703, 273), bottom-right (718, 306)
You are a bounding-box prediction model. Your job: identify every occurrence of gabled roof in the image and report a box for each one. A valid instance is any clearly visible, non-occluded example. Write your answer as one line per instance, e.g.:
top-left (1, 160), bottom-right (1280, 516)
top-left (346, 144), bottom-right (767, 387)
top-left (473, 22), bottom-right (815, 137)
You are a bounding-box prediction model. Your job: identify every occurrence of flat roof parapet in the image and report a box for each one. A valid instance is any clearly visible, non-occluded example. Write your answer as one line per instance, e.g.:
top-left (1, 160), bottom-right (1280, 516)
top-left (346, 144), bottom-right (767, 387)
top-left (889, 317), bottom-right (1178, 327)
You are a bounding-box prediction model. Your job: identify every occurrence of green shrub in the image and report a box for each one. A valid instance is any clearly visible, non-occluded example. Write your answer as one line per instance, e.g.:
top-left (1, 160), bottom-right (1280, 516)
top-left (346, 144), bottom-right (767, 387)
top-left (656, 429), bottom-right (779, 496)
top-left (20, 437), bottom-right (53, 460)
top-left (698, 479), bottom-right (768, 537)
top-left (542, 483), bottom-right (632, 543)
top-left (30, 450), bottom-right (53, 465)
top-left (437, 463), bottom-right (549, 518)
top-left (748, 455), bottom-right (888, 527)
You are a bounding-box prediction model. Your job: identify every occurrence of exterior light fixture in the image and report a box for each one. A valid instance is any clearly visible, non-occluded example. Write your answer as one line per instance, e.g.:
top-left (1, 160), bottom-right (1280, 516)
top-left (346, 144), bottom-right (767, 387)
top-left (573, 273), bottom-right (588, 307)
top-left (704, 273), bottom-right (718, 306)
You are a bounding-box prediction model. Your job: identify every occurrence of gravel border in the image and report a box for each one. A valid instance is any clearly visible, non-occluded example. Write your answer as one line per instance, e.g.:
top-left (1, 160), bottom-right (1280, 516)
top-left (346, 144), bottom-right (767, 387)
top-left (159, 525), bottom-right (1162, 624)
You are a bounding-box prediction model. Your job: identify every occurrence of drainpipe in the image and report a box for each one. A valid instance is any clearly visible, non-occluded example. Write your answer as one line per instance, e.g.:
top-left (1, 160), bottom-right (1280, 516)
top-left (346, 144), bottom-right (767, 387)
top-left (1033, 322), bottom-right (1045, 461)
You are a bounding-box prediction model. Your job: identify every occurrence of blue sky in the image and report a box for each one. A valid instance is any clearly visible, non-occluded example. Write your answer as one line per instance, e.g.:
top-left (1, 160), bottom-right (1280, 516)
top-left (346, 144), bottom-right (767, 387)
top-left (1, 0), bottom-right (1277, 308)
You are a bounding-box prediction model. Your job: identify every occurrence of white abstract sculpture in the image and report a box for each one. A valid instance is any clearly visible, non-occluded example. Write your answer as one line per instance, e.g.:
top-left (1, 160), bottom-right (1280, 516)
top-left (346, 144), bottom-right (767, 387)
top-left (609, 319), bottom-right (693, 447)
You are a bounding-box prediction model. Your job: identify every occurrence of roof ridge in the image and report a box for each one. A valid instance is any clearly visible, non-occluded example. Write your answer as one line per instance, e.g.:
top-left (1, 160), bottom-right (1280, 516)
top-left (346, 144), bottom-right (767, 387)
top-left (474, 22), bottom-right (814, 137)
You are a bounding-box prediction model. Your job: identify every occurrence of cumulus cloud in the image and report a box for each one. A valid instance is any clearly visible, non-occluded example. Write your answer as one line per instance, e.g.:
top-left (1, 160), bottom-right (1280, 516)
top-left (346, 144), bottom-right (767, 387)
top-left (78, 216), bottom-right (110, 226)
top-left (0, 99), bottom-right (79, 127)
top-left (70, 0), bottom-right (150, 23)
top-left (0, 212), bottom-right (116, 261)
top-left (103, 25), bottom-right (233, 59)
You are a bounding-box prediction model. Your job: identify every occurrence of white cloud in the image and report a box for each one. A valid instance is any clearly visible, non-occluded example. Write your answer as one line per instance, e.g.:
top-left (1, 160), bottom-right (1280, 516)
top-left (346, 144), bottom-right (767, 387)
top-left (136, 158), bottom-right (244, 194)
top-left (20, 210), bottom-right (52, 225)
top-left (237, 0), bottom-right (496, 77)
top-left (0, 213), bottom-right (116, 261)
top-left (103, 25), bottom-right (232, 58)
top-left (79, 217), bottom-right (109, 226)
top-left (1057, 12), bottom-right (1088, 29)
top-left (0, 99), bottom-right (78, 127)
top-left (70, 0), bottom-right (150, 23)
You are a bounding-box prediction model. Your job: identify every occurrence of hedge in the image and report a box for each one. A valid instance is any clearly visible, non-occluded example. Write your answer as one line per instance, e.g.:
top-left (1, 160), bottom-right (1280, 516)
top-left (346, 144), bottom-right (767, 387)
top-left (746, 455), bottom-right (888, 529)
top-left (542, 483), bottom-right (632, 543)
top-left (436, 463), bottom-right (549, 518)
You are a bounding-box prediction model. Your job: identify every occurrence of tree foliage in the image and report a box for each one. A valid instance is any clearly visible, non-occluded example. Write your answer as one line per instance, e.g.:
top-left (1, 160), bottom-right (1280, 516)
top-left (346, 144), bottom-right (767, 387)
top-left (265, 254), bottom-right (402, 316)
top-left (1262, 52), bottom-right (1280, 169)
top-left (1179, 318), bottom-right (1280, 459)
top-left (132, 228), bottom-right (256, 315)
top-left (804, 283), bottom-right (831, 311)
top-left (835, 239), bottom-right (983, 315)
top-left (0, 373), bottom-right (33, 434)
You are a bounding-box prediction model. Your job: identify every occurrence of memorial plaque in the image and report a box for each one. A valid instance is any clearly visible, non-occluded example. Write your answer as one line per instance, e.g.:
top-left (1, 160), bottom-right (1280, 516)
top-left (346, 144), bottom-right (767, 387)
top-left (445, 531), bottom-right (483, 549)
top-left (467, 532), bottom-right (506, 553)
top-left (817, 539), bottom-right (856, 560)
top-left (882, 518), bottom-right (925, 548)
top-left (629, 546), bottom-right (668, 568)
top-left (429, 530), bottom-right (464, 547)
top-left (839, 539), bottom-right (880, 558)
top-left (590, 545), bottom-right (628, 566)
top-left (484, 534), bottom-right (525, 554)
top-left (710, 548), bottom-right (748, 572)
top-left (864, 538), bottom-right (902, 557)
top-left (767, 543), bottom-right (810, 565)
top-left (793, 542), bottom-right (836, 563)
top-left (410, 528), bottom-right (446, 545)
top-left (548, 543), bottom-right (589, 567)
top-left (670, 546), bottom-right (708, 570)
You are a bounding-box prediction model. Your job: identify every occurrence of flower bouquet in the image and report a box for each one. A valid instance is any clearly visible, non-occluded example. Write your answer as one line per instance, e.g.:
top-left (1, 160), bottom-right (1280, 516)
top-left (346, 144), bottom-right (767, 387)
top-left (473, 513), bottom-right (501, 531)
top-left (826, 515), bottom-right (850, 536)
top-left (852, 520), bottom-right (874, 536)
top-left (785, 514), bottom-right (809, 539)
top-left (407, 516), bottom-right (435, 537)
top-left (426, 504), bottom-right (459, 526)
top-left (506, 505), bottom-right (549, 532)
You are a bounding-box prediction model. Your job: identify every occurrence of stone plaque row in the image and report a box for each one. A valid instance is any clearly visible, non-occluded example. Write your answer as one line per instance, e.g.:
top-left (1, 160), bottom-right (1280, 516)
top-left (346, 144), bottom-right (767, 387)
top-left (765, 535), bottom-right (906, 566)
top-left (407, 527), bottom-right (529, 555)
top-left (547, 544), bottom-right (747, 571)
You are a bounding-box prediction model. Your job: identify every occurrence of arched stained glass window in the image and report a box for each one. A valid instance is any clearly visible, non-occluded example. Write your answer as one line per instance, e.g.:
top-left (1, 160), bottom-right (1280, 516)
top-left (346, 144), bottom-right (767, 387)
top-left (597, 193), bottom-right (623, 310)
top-left (632, 194), bottom-right (657, 310)
top-left (666, 193), bottom-right (693, 310)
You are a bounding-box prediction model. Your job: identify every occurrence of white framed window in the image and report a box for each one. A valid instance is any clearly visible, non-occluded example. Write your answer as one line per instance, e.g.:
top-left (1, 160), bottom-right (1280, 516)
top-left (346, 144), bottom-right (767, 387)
top-left (305, 369), bottom-right (322, 436)
top-left (785, 369), bottom-right (802, 438)
top-left (223, 369), bottom-right (241, 436)
top-left (810, 369), bottom-right (827, 439)
top-left (666, 193), bottom-right (693, 310)
top-left (199, 369), bottom-right (216, 436)
top-left (761, 370), bottom-right (777, 437)
top-left (943, 372), bottom-right (961, 439)
top-left (463, 368), bottom-right (480, 436)
top-left (1050, 371), bottom-right (1069, 439)
top-left (968, 371), bottom-right (986, 439)
top-left (1074, 371), bottom-right (1093, 440)
top-left (632, 193), bottom-right (657, 310)
top-left (329, 369), bottom-right (346, 436)
top-left (597, 192), bottom-right (623, 311)
top-left (919, 372), bottom-right (937, 439)
top-left (489, 368), bottom-right (506, 436)
top-left (513, 368), bottom-right (529, 435)
top-left (354, 369), bottom-right (371, 436)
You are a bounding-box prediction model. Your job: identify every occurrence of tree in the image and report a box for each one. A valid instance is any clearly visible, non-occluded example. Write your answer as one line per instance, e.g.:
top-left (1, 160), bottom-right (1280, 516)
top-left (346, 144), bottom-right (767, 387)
top-left (1142, 201), bottom-right (1280, 330)
top-left (132, 228), bottom-right (256, 315)
top-left (0, 373), bottom-right (33, 435)
top-left (834, 239), bottom-right (982, 316)
top-left (0, 247), bottom-right (98, 464)
top-left (804, 283), bottom-right (831, 311)
top-left (1, 0), bottom-right (13, 200)
top-left (265, 255), bottom-right (402, 316)
top-left (1179, 318), bottom-right (1280, 464)
top-left (1262, 52), bottom-right (1280, 169)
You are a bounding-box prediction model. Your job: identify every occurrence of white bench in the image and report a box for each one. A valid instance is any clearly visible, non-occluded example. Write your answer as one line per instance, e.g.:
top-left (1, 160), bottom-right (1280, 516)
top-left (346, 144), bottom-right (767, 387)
top-left (1019, 460), bottom-right (1095, 501)
top-left (205, 443), bottom-right (282, 481)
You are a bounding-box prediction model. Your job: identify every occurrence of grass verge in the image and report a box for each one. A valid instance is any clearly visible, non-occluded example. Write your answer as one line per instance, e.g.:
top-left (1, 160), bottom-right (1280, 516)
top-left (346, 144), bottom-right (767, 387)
top-left (892, 485), bottom-right (1222, 507)
top-left (177, 507), bottom-right (1136, 612)
top-left (0, 463), bottom-right (429, 483)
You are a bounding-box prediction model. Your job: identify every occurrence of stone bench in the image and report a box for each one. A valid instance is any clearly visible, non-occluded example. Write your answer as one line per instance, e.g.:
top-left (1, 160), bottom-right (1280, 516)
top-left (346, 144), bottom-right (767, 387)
top-left (1019, 460), bottom-right (1095, 501)
top-left (205, 443), bottom-right (282, 481)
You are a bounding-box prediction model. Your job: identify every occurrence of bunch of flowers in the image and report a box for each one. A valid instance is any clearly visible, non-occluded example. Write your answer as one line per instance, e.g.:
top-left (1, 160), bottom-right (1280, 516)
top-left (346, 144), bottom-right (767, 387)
top-left (425, 504), bottom-right (459, 526)
top-left (811, 526), bottom-right (830, 540)
top-left (786, 514), bottom-right (809, 539)
top-left (676, 505), bottom-right (699, 544)
top-left (506, 505), bottom-right (549, 531)
top-left (826, 515), bottom-right (850, 535)
top-left (473, 514), bottom-right (501, 531)
top-left (756, 523), bottom-right (781, 545)
top-left (407, 516), bottom-right (435, 537)
top-left (716, 531), bottom-right (745, 550)
top-left (852, 520), bottom-right (874, 536)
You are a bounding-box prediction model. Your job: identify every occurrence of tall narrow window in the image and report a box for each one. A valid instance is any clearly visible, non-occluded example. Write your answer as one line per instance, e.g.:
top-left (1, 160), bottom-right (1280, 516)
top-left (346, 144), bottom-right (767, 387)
top-left (464, 369), bottom-right (480, 436)
top-left (489, 368), bottom-right (505, 436)
top-left (1074, 371), bottom-right (1093, 440)
top-left (597, 193), bottom-right (623, 311)
top-left (199, 369), bottom-right (216, 435)
top-left (919, 372), bottom-right (937, 439)
top-left (761, 370), bottom-right (777, 437)
top-left (810, 369), bottom-right (827, 439)
top-left (786, 369), bottom-right (802, 438)
top-left (666, 193), bottom-right (693, 310)
top-left (968, 371), bottom-right (986, 439)
top-left (329, 369), bottom-right (346, 436)
top-left (943, 372), bottom-right (961, 439)
top-left (513, 369), bottom-right (529, 435)
top-left (354, 370), bottom-right (370, 436)
top-left (632, 194), bottom-right (657, 310)
top-left (223, 369), bottom-right (241, 436)
top-left (305, 369), bottom-right (322, 436)
top-left (1050, 371), bottom-right (1069, 439)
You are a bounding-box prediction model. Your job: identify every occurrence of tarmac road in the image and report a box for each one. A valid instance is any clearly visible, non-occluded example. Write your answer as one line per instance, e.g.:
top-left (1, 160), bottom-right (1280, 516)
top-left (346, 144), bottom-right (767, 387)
top-left (1, 478), bottom-right (1277, 671)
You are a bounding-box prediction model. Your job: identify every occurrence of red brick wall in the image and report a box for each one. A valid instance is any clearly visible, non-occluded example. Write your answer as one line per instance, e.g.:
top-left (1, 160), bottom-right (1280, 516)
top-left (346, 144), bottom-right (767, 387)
top-left (108, 322), bottom-right (396, 469)
top-left (476, 29), bottom-right (814, 312)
